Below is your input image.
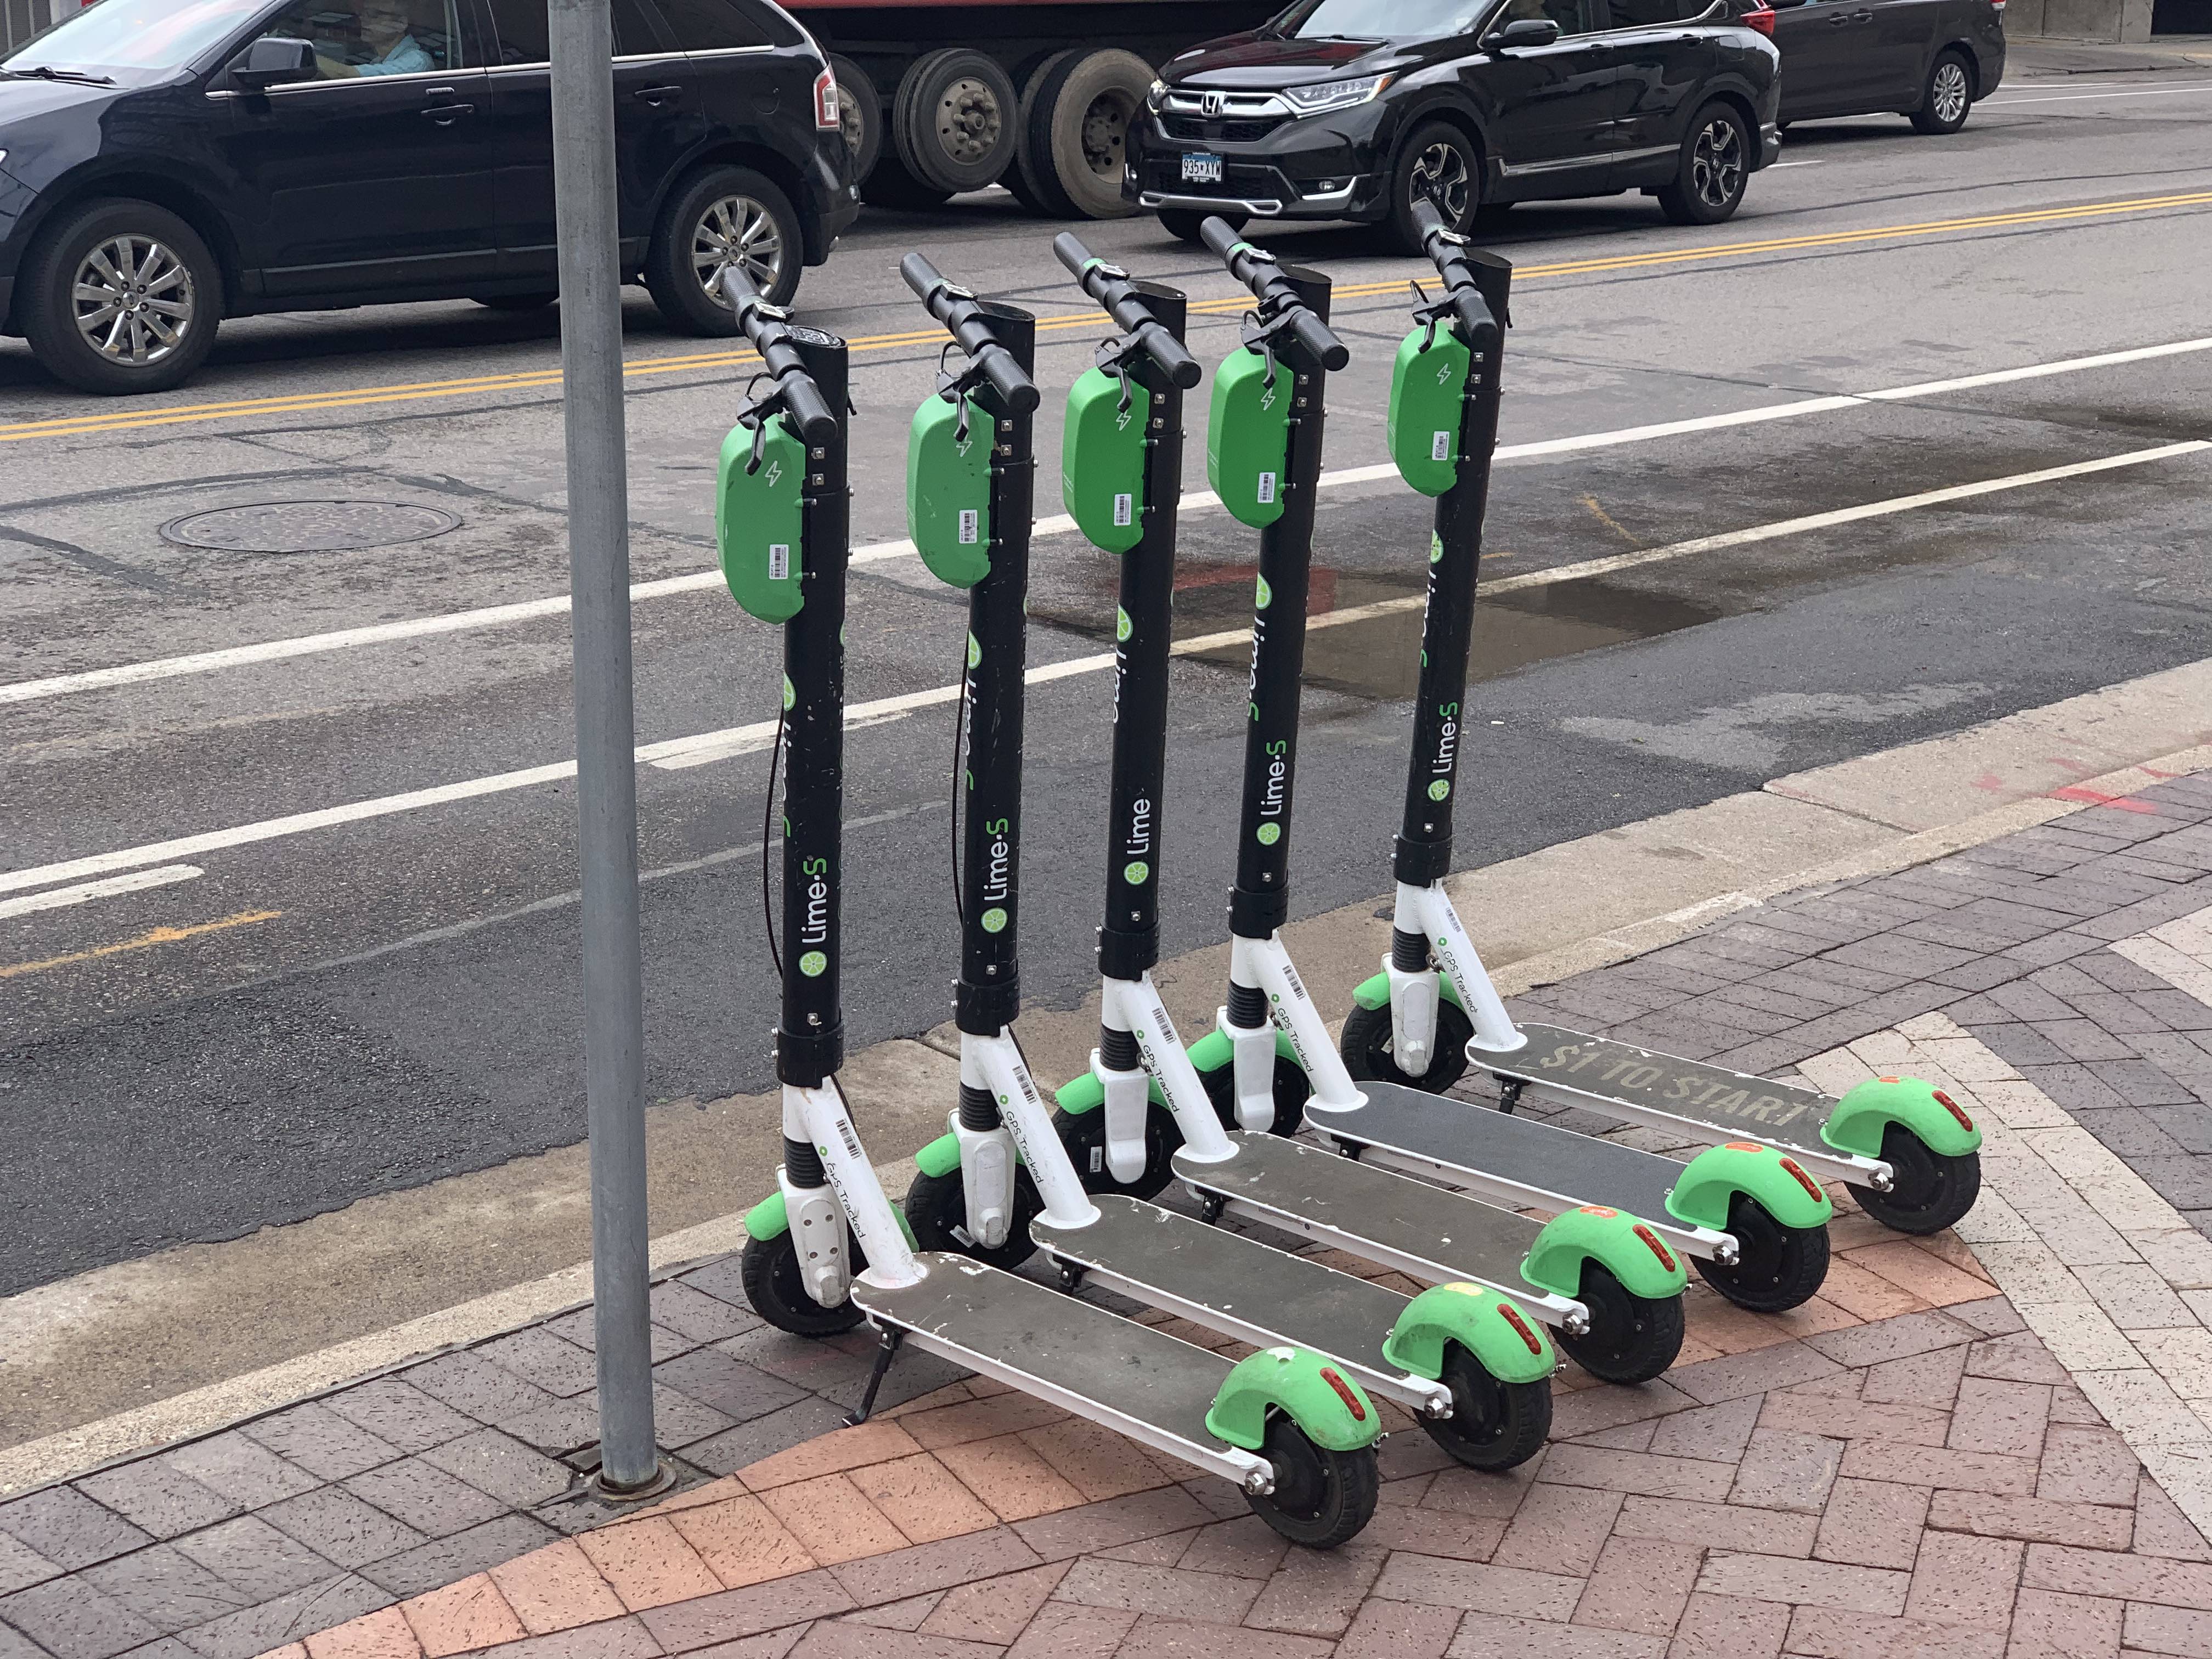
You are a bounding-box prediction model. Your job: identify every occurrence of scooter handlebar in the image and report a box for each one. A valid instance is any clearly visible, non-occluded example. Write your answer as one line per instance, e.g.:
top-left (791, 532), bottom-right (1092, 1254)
top-left (1406, 200), bottom-right (1502, 353)
top-left (778, 374), bottom-right (839, 445)
top-left (1201, 218), bottom-right (1348, 370)
top-left (978, 346), bottom-right (1041, 413)
top-left (1053, 232), bottom-right (1202, 388)
top-left (719, 268), bottom-right (839, 444)
top-left (1291, 309), bottom-right (1351, 372)
top-left (901, 252), bottom-right (1041, 413)
top-left (1199, 215), bottom-right (1245, 263)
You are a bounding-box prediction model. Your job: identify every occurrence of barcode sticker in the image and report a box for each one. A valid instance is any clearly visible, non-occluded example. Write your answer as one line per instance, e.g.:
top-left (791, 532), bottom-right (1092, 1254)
top-left (1431, 431), bottom-right (1451, 462)
top-left (958, 509), bottom-right (979, 545)
top-left (837, 1117), bottom-right (862, 1161)
top-left (1113, 492), bottom-right (1134, 527)
top-left (769, 543), bottom-right (791, 580)
top-left (1256, 472), bottom-right (1277, 505)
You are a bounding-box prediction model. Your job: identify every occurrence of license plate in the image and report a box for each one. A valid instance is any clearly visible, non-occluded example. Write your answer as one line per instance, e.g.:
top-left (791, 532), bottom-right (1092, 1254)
top-left (1181, 152), bottom-right (1223, 184)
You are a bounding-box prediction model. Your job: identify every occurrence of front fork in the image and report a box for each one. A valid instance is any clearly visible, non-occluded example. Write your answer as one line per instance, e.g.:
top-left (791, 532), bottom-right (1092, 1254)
top-left (1221, 932), bottom-right (1366, 1128)
top-left (954, 1028), bottom-right (1099, 1245)
top-left (1385, 881), bottom-right (1528, 1076)
top-left (778, 1077), bottom-right (924, 1307)
top-left (1097, 972), bottom-right (1234, 1182)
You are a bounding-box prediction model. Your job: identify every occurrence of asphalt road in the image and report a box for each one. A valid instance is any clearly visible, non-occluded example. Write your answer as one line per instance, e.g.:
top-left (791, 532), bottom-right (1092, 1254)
top-left (6, 71), bottom-right (2212, 1297)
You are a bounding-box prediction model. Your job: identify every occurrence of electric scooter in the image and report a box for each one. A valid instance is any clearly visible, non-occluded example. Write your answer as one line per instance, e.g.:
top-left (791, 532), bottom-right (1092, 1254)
top-left (1329, 203), bottom-right (1983, 1243)
top-left (892, 253), bottom-right (1559, 1473)
top-left (723, 269), bottom-right (1386, 1548)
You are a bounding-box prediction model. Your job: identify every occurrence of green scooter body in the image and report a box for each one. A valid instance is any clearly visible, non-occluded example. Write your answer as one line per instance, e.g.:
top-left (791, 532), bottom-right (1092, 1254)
top-left (1063, 366), bottom-right (1149, 554)
top-left (1207, 343), bottom-right (1290, 528)
top-left (716, 412), bottom-right (806, 623)
top-left (907, 391), bottom-right (994, 588)
top-left (1386, 325), bottom-right (1471, 498)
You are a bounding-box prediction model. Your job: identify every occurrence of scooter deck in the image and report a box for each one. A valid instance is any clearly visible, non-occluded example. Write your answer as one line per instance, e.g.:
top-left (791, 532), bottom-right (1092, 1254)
top-left (1031, 1195), bottom-right (1427, 1403)
top-left (1316, 1081), bottom-right (1682, 1228)
top-left (1486, 1024), bottom-right (1832, 1161)
top-left (1172, 1131), bottom-right (1564, 1317)
top-left (853, 1252), bottom-right (1229, 1454)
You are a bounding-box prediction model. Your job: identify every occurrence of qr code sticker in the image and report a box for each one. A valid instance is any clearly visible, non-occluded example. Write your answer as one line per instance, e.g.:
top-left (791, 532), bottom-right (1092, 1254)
top-left (769, 544), bottom-right (790, 580)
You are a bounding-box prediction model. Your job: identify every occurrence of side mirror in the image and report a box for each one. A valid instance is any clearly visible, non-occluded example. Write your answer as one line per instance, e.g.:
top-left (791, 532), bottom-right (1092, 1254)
top-left (230, 36), bottom-right (316, 91)
top-left (1481, 17), bottom-right (1562, 48)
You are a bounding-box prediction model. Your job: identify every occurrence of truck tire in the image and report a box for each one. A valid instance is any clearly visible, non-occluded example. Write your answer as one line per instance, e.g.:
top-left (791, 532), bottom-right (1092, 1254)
top-left (1017, 47), bottom-right (1150, 219)
top-left (1012, 49), bottom-right (1080, 215)
top-left (829, 54), bottom-right (883, 183)
top-left (894, 47), bottom-right (1019, 196)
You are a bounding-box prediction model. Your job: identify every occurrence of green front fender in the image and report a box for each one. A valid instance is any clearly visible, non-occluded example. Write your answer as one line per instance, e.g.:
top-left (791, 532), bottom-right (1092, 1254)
top-left (743, 1189), bottom-right (919, 1250)
top-left (1382, 1283), bottom-right (1556, 1386)
top-left (1666, 1142), bottom-right (1834, 1233)
top-left (1351, 970), bottom-right (1466, 1014)
top-left (1187, 1026), bottom-right (1304, 1076)
top-left (1054, 1069), bottom-right (1168, 1116)
top-left (1204, 1345), bottom-right (1381, 1453)
top-left (1821, 1075), bottom-right (1983, 1160)
top-left (1521, 1205), bottom-right (1689, 1301)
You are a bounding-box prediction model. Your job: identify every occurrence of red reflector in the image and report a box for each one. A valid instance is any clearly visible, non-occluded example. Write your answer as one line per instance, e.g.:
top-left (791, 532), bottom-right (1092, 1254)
top-left (1880, 1076), bottom-right (1900, 1085)
top-left (1498, 1303), bottom-right (1545, 1356)
top-left (1633, 1225), bottom-right (1679, 1272)
top-left (1933, 1089), bottom-right (1975, 1131)
top-left (1741, 5), bottom-right (1774, 32)
top-left (1579, 1205), bottom-right (1618, 1218)
top-left (1780, 1158), bottom-right (1825, 1203)
top-left (1319, 1367), bottom-right (1367, 1421)
top-left (1725, 1141), bottom-right (1762, 1153)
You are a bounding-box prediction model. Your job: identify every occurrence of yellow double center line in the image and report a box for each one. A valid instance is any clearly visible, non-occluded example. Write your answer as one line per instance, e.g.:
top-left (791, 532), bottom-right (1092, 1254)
top-left (7, 188), bottom-right (2207, 447)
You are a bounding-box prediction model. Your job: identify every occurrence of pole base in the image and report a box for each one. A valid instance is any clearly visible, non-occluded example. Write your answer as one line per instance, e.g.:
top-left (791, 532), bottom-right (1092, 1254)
top-left (585, 1454), bottom-right (679, 1504)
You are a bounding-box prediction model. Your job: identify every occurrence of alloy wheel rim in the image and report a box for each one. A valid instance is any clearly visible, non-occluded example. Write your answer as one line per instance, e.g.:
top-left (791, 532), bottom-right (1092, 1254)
top-left (693, 194), bottom-right (785, 306)
top-left (1933, 61), bottom-right (1968, 122)
top-left (934, 76), bottom-right (1003, 166)
top-left (72, 234), bottom-right (195, 366)
top-left (1410, 142), bottom-right (1471, 223)
top-left (1691, 119), bottom-right (1743, 209)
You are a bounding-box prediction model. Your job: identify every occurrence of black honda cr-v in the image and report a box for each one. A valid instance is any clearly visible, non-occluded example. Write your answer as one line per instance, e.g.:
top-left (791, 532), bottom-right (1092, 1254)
top-left (1131, 0), bottom-right (1781, 250)
top-left (0, 0), bottom-right (856, 394)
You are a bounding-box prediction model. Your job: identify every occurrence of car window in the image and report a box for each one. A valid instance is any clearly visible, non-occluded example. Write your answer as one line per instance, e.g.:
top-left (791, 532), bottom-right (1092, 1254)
top-left (8, 0), bottom-right (272, 74)
top-left (1605, 0), bottom-right (1707, 22)
top-left (1489, 0), bottom-right (1602, 32)
top-left (253, 0), bottom-right (468, 78)
top-left (1276, 0), bottom-right (1491, 36)
top-left (654, 0), bottom-right (770, 50)
top-left (481, 0), bottom-right (667, 62)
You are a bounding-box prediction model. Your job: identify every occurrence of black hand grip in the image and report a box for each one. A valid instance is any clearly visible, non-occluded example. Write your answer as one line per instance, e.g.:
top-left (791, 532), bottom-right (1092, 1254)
top-left (900, 250), bottom-right (946, 301)
top-left (1199, 215), bottom-right (1245, 261)
top-left (1410, 198), bottom-right (1446, 238)
top-left (779, 374), bottom-right (838, 445)
top-left (1137, 323), bottom-right (1202, 388)
top-left (978, 346), bottom-right (1041, 413)
top-left (1290, 308), bottom-right (1349, 371)
top-left (1052, 231), bottom-right (1096, 279)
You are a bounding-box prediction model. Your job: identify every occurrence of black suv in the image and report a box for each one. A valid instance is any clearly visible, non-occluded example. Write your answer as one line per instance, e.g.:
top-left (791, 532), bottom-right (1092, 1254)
top-left (1131, 0), bottom-right (1781, 250)
top-left (0, 0), bottom-right (856, 394)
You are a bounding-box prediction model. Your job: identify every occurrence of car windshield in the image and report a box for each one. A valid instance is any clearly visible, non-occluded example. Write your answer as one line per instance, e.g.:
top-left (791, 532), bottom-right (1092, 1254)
top-left (4, 0), bottom-right (273, 76)
top-left (1271, 0), bottom-right (1486, 36)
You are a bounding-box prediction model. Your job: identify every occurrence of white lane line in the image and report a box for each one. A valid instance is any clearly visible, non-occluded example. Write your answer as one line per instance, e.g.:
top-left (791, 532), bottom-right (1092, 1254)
top-left (8, 335), bottom-right (2212, 710)
top-left (1770, 161), bottom-right (1826, 168)
top-left (0, 865), bottom-right (203, 919)
top-left (1984, 83), bottom-right (2212, 105)
top-left (4, 438), bottom-right (2202, 898)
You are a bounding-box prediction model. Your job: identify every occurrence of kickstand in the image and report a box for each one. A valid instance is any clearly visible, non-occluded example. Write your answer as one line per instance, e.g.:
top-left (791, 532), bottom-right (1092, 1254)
top-left (844, 1328), bottom-right (904, 1427)
top-left (1055, 1258), bottom-right (1088, 1295)
top-left (1497, 1077), bottom-right (1524, 1116)
top-left (1198, 1192), bottom-right (1226, 1226)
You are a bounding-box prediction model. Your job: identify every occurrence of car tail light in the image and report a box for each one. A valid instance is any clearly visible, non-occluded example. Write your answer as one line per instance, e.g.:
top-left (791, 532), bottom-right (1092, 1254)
top-left (814, 67), bottom-right (839, 131)
top-left (1741, 5), bottom-right (1775, 30)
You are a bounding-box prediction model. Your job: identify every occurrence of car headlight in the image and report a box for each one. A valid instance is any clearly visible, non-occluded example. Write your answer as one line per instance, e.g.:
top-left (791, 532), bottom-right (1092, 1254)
top-left (1281, 74), bottom-right (1393, 114)
top-left (1147, 78), bottom-right (1168, 108)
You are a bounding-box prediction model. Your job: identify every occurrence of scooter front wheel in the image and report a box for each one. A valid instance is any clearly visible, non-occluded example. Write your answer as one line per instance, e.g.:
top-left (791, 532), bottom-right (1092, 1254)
top-left (1051, 1100), bottom-right (1182, 1200)
top-left (1420, 1342), bottom-right (1551, 1472)
top-left (1847, 1124), bottom-right (1982, 1237)
top-left (1554, 1263), bottom-right (1684, 1385)
top-left (1245, 1413), bottom-right (1379, 1548)
top-left (1197, 1052), bottom-right (1311, 1137)
top-left (1692, 1193), bottom-right (1831, 1313)
top-left (1339, 999), bottom-right (1474, 1094)
top-left (905, 1166), bottom-right (1045, 1271)
top-left (741, 1227), bottom-right (869, 1336)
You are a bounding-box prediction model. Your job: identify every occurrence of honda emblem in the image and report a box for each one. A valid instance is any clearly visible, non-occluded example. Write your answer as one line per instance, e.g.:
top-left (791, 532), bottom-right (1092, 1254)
top-left (1201, 91), bottom-right (1224, 117)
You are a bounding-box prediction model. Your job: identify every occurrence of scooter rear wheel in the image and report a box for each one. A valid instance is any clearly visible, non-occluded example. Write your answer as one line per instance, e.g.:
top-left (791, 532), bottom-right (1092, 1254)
top-left (1051, 1101), bottom-right (1181, 1199)
top-left (1420, 1342), bottom-right (1551, 1471)
top-left (1339, 999), bottom-right (1474, 1093)
top-left (904, 1166), bottom-right (1045, 1271)
top-left (1554, 1263), bottom-right (1684, 1385)
top-left (741, 1227), bottom-right (869, 1336)
top-left (1847, 1124), bottom-right (1982, 1237)
top-left (1197, 1051), bottom-right (1311, 1137)
top-left (1245, 1414), bottom-right (1379, 1548)
top-left (1692, 1193), bottom-right (1831, 1313)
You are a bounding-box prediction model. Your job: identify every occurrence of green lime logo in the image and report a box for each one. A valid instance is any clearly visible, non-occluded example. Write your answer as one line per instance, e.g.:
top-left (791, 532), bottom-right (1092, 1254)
top-left (1255, 575), bottom-right (1273, 610)
top-left (1430, 532), bottom-right (1443, 566)
top-left (781, 675), bottom-right (795, 712)
top-left (799, 951), bottom-right (828, 978)
top-left (1122, 861), bottom-right (1150, 886)
top-left (1428, 779), bottom-right (1451, 802)
top-left (980, 907), bottom-right (1008, 934)
top-left (1116, 606), bottom-right (1131, 642)
top-left (1256, 823), bottom-right (1282, 845)
top-left (967, 633), bottom-right (982, 670)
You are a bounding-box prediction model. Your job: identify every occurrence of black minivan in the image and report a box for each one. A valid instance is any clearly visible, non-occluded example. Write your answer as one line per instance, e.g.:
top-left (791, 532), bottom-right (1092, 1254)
top-left (0, 0), bottom-right (856, 394)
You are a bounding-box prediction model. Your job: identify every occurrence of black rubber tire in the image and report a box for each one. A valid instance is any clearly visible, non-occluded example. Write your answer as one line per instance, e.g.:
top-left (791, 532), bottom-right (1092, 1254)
top-left (1848, 1123), bottom-right (1983, 1236)
top-left (1245, 1413), bottom-right (1380, 1548)
top-left (740, 1226), bottom-right (868, 1336)
top-left (894, 47), bottom-right (1019, 195)
top-left (1692, 1192), bottom-right (1832, 1313)
top-left (1555, 1263), bottom-right (1685, 1385)
top-left (1051, 1098), bottom-right (1182, 1200)
top-left (1419, 1342), bottom-right (1553, 1472)
top-left (1386, 120), bottom-right (1481, 254)
top-left (829, 54), bottom-right (884, 182)
top-left (1015, 47), bottom-right (1149, 219)
top-left (1159, 208), bottom-right (1242, 245)
top-left (473, 292), bottom-right (557, 312)
top-left (1198, 1047), bottom-right (1311, 1138)
top-left (20, 198), bottom-right (222, 396)
top-left (903, 1165), bottom-right (1045, 1271)
top-left (1910, 50), bottom-right (1975, 134)
top-left (1339, 998), bottom-right (1474, 1094)
top-left (644, 165), bottom-right (802, 334)
top-left (1656, 101), bottom-right (1752, 226)
top-left (860, 149), bottom-right (957, 210)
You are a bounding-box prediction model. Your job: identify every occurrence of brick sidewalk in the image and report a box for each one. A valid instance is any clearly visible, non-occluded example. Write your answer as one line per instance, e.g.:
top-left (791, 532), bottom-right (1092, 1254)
top-left (5, 773), bottom-right (2212, 1659)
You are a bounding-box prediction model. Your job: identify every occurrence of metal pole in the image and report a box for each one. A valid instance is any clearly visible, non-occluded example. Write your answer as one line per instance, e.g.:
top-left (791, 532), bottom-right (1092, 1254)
top-left (549, 0), bottom-right (660, 1496)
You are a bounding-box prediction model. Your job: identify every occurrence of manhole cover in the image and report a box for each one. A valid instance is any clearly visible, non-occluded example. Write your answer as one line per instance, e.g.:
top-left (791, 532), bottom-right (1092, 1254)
top-left (160, 500), bottom-right (460, 554)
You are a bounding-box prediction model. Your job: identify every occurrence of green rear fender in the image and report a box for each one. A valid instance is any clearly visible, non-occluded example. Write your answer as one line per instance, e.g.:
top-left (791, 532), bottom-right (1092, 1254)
top-left (1822, 1074), bottom-right (1982, 1159)
top-left (1205, 1345), bottom-right (1381, 1453)
top-left (1382, 1283), bottom-right (1556, 1386)
top-left (1351, 970), bottom-right (1465, 1013)
top-left (1666, 1142), bottom-right (1834, 1233)
top-left (1054, 1069), bottom-right (1168, 1116)
top-left (744, 1189), bottom-right (918, 1250)
top-left (1187, 1026), bottom-right (1303, 1075)
top-left (1522, 1205), bottom-right (1689, 1301)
